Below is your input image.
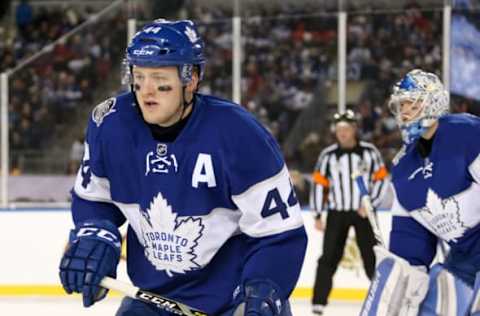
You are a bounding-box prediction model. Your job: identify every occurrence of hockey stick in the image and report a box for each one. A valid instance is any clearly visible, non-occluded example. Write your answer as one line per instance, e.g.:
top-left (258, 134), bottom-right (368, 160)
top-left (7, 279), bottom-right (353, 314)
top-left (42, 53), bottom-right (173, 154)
top-left (100, 277), bottom-right (209, 316)
top-left (351, 172), bottom-right (385, 248)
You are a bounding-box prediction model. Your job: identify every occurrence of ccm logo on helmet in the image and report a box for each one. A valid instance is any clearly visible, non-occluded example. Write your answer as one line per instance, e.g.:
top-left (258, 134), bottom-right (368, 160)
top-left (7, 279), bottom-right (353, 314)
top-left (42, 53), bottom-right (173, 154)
top-left (133, 48), bottom-right (155, 56)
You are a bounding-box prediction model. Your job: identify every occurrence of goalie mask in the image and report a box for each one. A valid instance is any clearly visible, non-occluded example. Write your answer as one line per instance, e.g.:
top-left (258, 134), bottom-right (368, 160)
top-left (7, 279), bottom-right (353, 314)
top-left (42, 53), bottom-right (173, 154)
top-left (388, 69), bottom-right (449, 145)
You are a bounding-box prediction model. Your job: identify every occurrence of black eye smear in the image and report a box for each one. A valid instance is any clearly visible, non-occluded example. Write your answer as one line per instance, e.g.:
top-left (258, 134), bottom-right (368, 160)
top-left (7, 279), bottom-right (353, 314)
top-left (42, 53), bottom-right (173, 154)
top-left (157, 85), bottom-right (173, 92)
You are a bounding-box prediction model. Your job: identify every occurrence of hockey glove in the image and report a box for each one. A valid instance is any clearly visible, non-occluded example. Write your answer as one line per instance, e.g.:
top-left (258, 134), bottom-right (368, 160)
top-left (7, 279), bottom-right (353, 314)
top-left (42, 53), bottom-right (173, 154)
top-left (233, 279), bottom-right (283, 316)
top-left (59, 220), bottom-right (121, 307)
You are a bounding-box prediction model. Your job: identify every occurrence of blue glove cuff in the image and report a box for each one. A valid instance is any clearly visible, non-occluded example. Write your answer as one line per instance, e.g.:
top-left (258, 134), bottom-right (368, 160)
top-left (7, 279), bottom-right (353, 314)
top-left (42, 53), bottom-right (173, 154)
top-left (235, 279), bottom-right (283, 316)
top-left (70, 220), bottom-right (122, 256)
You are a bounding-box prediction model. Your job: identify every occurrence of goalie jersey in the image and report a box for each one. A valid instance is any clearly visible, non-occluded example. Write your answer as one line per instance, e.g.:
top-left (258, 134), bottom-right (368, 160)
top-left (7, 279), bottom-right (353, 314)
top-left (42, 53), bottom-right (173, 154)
top-left (390, 114), bottom-right (480, 272)
top-left (72, 92), bottom-right (307, 314)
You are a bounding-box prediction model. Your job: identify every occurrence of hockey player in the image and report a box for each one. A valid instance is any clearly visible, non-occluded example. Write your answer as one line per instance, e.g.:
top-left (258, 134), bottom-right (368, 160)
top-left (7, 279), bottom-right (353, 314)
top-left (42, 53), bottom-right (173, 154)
top-left (58, 19), bottom-right (307, 316)
top-left (360, 69), bottom-right (480, 315)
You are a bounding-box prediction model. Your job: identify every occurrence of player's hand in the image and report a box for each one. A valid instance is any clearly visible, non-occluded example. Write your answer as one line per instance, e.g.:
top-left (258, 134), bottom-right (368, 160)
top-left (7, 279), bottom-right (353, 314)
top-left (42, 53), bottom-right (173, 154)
top-left (59, 220), bottom-right (121, 307)
top-left (233, 279), bottom-right (283, 316)
top-left (357, 206), bottom-right (367, 218)
top-left (314, 218), bottom-right (325, 231)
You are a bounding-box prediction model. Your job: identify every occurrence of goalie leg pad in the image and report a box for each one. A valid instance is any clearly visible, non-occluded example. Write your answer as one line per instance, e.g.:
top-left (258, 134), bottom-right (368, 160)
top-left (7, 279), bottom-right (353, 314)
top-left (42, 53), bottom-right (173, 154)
top-left (419, 264), bottom-right (472, 316)
top-left (469, 271), bottom-right (480, 315)
top-left (360, 246), bottom-right (429, 316)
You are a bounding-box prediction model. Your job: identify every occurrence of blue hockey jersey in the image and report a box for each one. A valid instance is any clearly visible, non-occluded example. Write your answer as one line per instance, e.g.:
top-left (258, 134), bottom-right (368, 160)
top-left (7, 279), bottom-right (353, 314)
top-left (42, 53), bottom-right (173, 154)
top-left (71, 92), bottom-right (307, 314)
top-left (389, 114), bottom-right (480, 271)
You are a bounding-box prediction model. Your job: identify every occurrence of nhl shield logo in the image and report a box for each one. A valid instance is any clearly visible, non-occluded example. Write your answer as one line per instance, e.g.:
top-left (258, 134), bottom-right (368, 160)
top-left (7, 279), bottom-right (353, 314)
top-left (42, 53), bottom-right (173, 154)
top-left (357, 161), bottom-right (368, 174)
top-left (92, 97), bottom-right (116, 127)
top-left (156, 143), bottom-right (168, 156)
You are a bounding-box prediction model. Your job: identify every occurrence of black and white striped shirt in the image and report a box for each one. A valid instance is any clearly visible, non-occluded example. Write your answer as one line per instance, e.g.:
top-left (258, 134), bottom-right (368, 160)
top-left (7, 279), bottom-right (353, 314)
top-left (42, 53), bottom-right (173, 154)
top-left (309, 141), bottom-right (389, 213)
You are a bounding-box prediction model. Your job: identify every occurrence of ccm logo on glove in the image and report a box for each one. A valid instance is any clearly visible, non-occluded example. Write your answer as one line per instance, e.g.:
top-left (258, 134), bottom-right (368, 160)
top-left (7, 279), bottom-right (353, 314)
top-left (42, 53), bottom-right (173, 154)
top-left (76, 226), bottom-right (121, 247)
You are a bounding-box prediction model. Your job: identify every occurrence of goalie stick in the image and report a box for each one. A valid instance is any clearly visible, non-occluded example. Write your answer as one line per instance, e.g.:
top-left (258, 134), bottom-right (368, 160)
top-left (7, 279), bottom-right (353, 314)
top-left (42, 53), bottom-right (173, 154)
top-left (100, 277), bottom-right (209, 316)
top-left (351, 172), bottom-right (385, 248)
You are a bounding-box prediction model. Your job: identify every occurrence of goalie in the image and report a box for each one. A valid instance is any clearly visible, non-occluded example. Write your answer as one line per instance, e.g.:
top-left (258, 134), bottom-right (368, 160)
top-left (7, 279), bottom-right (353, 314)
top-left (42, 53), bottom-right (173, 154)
top-left (360, 69), bottom-right (480, 316)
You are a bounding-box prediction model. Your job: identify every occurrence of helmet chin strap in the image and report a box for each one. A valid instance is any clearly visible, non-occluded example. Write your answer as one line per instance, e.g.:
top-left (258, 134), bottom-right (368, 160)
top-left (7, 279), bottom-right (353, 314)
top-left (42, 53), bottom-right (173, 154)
top-left (176, 85), bottom-right (194, 124)
top-left (176, 66), bottom-right (199, 124)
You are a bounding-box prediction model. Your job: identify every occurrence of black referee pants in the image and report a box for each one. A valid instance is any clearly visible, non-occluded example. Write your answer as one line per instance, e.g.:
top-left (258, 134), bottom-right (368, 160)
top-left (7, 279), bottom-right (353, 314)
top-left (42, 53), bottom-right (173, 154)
top-left (312, 210), bottom-right (376, 305)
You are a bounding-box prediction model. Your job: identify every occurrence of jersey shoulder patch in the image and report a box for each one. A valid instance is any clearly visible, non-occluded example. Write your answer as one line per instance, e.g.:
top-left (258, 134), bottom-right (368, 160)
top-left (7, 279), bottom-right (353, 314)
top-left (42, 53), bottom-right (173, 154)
top-left (92, 97), bottom-right (117, 127)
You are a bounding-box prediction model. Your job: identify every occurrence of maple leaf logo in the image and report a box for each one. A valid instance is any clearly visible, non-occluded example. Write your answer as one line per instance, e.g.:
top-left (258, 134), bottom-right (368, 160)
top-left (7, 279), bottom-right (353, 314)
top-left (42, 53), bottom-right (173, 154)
top-left (139, 193), bottom-right (204, 277)
top-left (184, 26), bottom-right (199, 43)
top-left (418, 189), bottom-right (469, 242)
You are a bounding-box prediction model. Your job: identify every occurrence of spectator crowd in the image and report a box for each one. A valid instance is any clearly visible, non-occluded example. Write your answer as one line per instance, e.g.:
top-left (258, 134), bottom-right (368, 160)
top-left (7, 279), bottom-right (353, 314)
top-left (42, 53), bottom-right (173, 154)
top-left (1, 0), bottom-right (479, 180)
top-left (1, 1), bottom-right (126, 173)
top-left (189, 0), bottom-right (480, 172)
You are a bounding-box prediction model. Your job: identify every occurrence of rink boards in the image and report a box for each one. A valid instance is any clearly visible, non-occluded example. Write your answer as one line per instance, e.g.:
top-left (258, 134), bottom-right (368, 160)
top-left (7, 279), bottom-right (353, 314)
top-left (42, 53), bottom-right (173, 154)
top-left (0, 209), bottom-right (392, 301)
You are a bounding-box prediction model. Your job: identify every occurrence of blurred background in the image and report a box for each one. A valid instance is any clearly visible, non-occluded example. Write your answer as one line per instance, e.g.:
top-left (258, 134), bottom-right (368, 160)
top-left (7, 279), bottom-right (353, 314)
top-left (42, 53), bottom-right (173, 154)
top-left (0, 1), bottom-right (479, 314)
top-left (0, 0), bottom-right (479, 206)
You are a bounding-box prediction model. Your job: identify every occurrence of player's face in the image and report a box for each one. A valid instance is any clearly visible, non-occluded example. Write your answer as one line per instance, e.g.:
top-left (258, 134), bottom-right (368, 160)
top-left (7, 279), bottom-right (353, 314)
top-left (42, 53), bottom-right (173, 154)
top-left (335, 122), bottom-right (357, 147)
top-left (399, 99), bottom-right (423, 124)
top-left (132, 66), bottom-right (187, 126)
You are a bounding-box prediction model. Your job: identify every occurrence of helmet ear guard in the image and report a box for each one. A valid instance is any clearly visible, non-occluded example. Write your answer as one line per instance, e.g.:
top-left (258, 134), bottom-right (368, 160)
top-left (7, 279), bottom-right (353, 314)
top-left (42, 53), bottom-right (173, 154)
top-left (179, 64), bottom-right (194, 85)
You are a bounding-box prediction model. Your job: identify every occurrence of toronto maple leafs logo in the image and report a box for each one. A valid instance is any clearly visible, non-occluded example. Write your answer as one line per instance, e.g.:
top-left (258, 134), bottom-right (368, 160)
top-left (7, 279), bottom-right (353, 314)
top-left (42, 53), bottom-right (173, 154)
top-left (417, 189), bottom-right (469, 242)
top-left (139, 193), bottom-right (204, 277)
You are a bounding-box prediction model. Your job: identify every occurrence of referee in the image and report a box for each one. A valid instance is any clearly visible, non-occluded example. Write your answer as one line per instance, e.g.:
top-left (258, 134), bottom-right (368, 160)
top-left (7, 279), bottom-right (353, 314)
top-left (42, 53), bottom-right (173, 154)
top-left (310, 110), bottom-right (389, 315)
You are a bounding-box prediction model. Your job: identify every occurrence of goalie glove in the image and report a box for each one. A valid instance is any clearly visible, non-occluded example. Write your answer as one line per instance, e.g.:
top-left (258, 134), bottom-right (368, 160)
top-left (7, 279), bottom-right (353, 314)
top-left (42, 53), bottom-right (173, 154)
top-left (59, 220), bottom-right (121, 307)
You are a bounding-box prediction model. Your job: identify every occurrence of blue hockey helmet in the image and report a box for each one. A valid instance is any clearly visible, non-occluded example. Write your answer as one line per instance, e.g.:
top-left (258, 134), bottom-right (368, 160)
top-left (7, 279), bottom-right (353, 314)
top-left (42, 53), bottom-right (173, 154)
top-left (126, 19), bottom-right (206, 85)
top-left (388, 69), bottom-right (449, 144)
